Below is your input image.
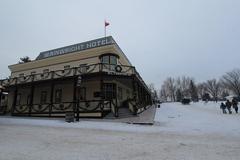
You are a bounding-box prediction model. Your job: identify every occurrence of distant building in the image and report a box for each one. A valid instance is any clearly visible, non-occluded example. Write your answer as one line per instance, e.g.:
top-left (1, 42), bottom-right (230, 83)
top-left (0, 36), bottom-right (152, 118)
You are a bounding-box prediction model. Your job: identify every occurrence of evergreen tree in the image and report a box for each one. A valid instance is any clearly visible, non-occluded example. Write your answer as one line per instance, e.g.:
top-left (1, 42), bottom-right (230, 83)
top-left (189, 80), bottom-right (198, 102)
top-left (176, 89), bottom-right (182, 102)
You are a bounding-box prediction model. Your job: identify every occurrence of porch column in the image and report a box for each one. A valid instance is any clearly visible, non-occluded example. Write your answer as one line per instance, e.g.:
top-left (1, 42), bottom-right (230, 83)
top-left (29, 84), bottom-right (35, 116)
top-left (115, 83), bottom-right (118, 117)
top-left (0, 92), bottom-right (2, 107)
top-left (73, 76), bottom-right (78, 121)
top-left (132, 76), bottom-right (137, 115)
top-left (100, 75), bottom-right (104, 111)
top-left (11, 86), bottom-right (18, 115)
top-left (49, 71), bottom-right (55, 116)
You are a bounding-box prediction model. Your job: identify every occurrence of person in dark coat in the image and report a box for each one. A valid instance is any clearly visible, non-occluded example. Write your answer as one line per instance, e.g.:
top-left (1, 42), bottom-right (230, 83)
top-left (232, 98), bottom-right (238, 113)
top-left (220, 102), bottom-right (227, 114)
top-left (225, 100), bottom-right (232, 114)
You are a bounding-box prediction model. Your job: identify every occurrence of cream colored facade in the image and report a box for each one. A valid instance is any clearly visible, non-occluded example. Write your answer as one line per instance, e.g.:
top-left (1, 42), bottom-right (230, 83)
top-left (0, 36), bottom-right (151, 118)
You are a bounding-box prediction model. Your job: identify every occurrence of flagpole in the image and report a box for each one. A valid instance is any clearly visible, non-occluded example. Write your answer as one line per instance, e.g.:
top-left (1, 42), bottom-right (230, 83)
top-left (104, 20), bottom-right (106, 37)
top-left (104, 24), bottom-right (106, 37)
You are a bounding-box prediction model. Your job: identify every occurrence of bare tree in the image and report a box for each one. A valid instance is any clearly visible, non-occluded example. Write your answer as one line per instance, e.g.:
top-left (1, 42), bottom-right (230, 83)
top-left (175, 76), bottom-right (192, 98)
top-left (148, 83), bottom-right (158, 102)
top-left (204, 79), bottom-right (220, 102)
top-left (197, 83), bottom-right (207, 99)
top-left (164, 77), bottom-right (176, 102)
top-left (221, 69), bottom-right (240, 97)
top-left (159, 86), bottom-right (168, 102)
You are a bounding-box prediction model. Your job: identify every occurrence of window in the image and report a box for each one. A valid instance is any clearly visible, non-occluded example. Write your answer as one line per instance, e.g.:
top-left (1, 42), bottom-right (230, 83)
top-left (16, 94), bottom-right (21, 105)
top-left (55, 89), bottom-right (62, 103)
top-left (101, 56), bottom-right (109, 64)
top-left (118, 87), bottom-right (123, 100)
top-left (100, 54), bottom-right (118, 65)
top-left (27, 95), bottom-right (31, 105)
top-left (103, 83), bottom-right (116, 100)
top-left (126, 89), bottom-right (130, 99)
top-left (40, 91), bottom-right (47, 104)
top-left (110, 56), bottom-right (117, 65)
top-left (78, 87), bottom-right (86, 100)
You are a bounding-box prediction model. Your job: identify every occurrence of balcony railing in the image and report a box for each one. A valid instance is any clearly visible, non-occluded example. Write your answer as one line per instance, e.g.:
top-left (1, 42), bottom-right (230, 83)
top-left (0, 63), bottom-right (150, 94)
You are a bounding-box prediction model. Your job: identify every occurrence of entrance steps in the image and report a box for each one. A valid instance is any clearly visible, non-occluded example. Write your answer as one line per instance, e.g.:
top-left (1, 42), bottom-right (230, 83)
top-left (104, 107), bottom-right (136, 119)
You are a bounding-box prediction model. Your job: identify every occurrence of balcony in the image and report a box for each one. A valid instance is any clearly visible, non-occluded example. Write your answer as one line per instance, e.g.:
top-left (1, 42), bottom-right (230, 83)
top-left (0, 63), bottom-right (149, 91)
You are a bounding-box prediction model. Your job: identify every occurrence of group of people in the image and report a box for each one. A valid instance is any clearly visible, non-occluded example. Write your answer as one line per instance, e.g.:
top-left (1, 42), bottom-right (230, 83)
top-left (220, 99), bottom-right (239, 114)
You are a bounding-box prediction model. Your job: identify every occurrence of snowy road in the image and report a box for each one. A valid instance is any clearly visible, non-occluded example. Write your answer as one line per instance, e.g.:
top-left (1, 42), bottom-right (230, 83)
top-left (0, 102), bottom-right (240, 160)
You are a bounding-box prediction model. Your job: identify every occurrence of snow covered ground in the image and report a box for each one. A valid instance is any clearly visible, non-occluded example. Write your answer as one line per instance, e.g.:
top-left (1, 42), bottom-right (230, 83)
top-left (0, 102), bottom-right (240, 160)
top-left (155, 101), bottom-right (240, 136)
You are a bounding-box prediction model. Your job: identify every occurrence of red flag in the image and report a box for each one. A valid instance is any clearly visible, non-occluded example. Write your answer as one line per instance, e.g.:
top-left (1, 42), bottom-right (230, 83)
top-left (105, 21), bottom-right (110, 27)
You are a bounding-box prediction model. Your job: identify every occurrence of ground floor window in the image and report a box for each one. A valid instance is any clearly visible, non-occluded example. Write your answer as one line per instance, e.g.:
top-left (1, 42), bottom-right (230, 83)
top-left (55, 89), bottom-right (62, 103)
top-left (40, 91), bottom-right (47, 104)
top-left (126, 89), bottom-right (130, 99)
top-left (16, 94), bottom-right (21, 105)
top-left (78, 87), bottom-right (86, 100)
top-left (118, 87), bottom-right (123, 100)
top-left (103, 83), bottom-right (116, 100)
top-left (27, 95), bottom-right (31, 105)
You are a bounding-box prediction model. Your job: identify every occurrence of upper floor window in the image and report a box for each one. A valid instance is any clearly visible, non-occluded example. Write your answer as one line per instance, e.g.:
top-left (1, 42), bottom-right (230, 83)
top-left (100, 54), bottom-right (118, 65)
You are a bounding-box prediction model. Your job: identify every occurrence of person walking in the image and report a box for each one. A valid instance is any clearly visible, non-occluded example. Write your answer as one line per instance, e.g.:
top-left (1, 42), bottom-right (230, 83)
top-left (232, 98), bottom-right (238, 114)
top-left (225, 100), bottom-right (232, 114)
top-left (220, 102), bottom-right (227, 114)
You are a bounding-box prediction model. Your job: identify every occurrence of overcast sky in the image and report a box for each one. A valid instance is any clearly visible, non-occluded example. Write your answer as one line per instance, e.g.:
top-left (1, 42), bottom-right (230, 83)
top-left (0, 0), bottom-right (240, 89)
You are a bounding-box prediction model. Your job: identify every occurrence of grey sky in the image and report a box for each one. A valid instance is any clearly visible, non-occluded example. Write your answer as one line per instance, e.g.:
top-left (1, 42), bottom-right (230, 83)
top-left (0, 0), bottom-right (240, 89)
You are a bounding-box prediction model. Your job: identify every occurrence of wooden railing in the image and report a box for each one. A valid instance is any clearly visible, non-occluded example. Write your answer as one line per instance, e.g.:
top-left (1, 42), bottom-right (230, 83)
top-left (11, 99), bottom-right (118, 118)
top-left (0, 63), bottom-right (135, 86)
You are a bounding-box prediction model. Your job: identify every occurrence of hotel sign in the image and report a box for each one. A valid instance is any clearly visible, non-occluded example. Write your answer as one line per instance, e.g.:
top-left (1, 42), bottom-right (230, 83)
top-left (36, 36), bottom-right (113, 60)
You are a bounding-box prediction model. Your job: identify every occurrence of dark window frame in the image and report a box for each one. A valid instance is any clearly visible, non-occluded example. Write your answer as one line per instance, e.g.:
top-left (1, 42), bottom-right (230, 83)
top-left (100, 54), bottom-right (118, 65)
top-left (27, 95), bottom-right (31, 105)
top-left (55, 89), bottom-right (62, 103)
top-left (78, 87), bottom-right (86, 100)
top-left (118, 87), bottom-right (123, 100)
top-left (40, 91), bottom-right (47, 104)
top-left (103, 83), bottom-right (116, 100)
top-left (16, 93), bottom-right (21, 105)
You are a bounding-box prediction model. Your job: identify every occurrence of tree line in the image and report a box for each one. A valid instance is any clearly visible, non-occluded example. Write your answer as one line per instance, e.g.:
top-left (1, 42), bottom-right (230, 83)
top-left (153, 69), bottom-right (240, 102)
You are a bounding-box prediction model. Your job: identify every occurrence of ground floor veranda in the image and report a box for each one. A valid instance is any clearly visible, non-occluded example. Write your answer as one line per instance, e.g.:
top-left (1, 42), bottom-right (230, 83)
top-left (1, 73), bottom-right (152, 119)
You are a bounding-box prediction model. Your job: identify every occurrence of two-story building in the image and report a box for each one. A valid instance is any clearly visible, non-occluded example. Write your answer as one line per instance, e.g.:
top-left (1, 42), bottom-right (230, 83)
top-left (0, 36), bottom-right (152, 118)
